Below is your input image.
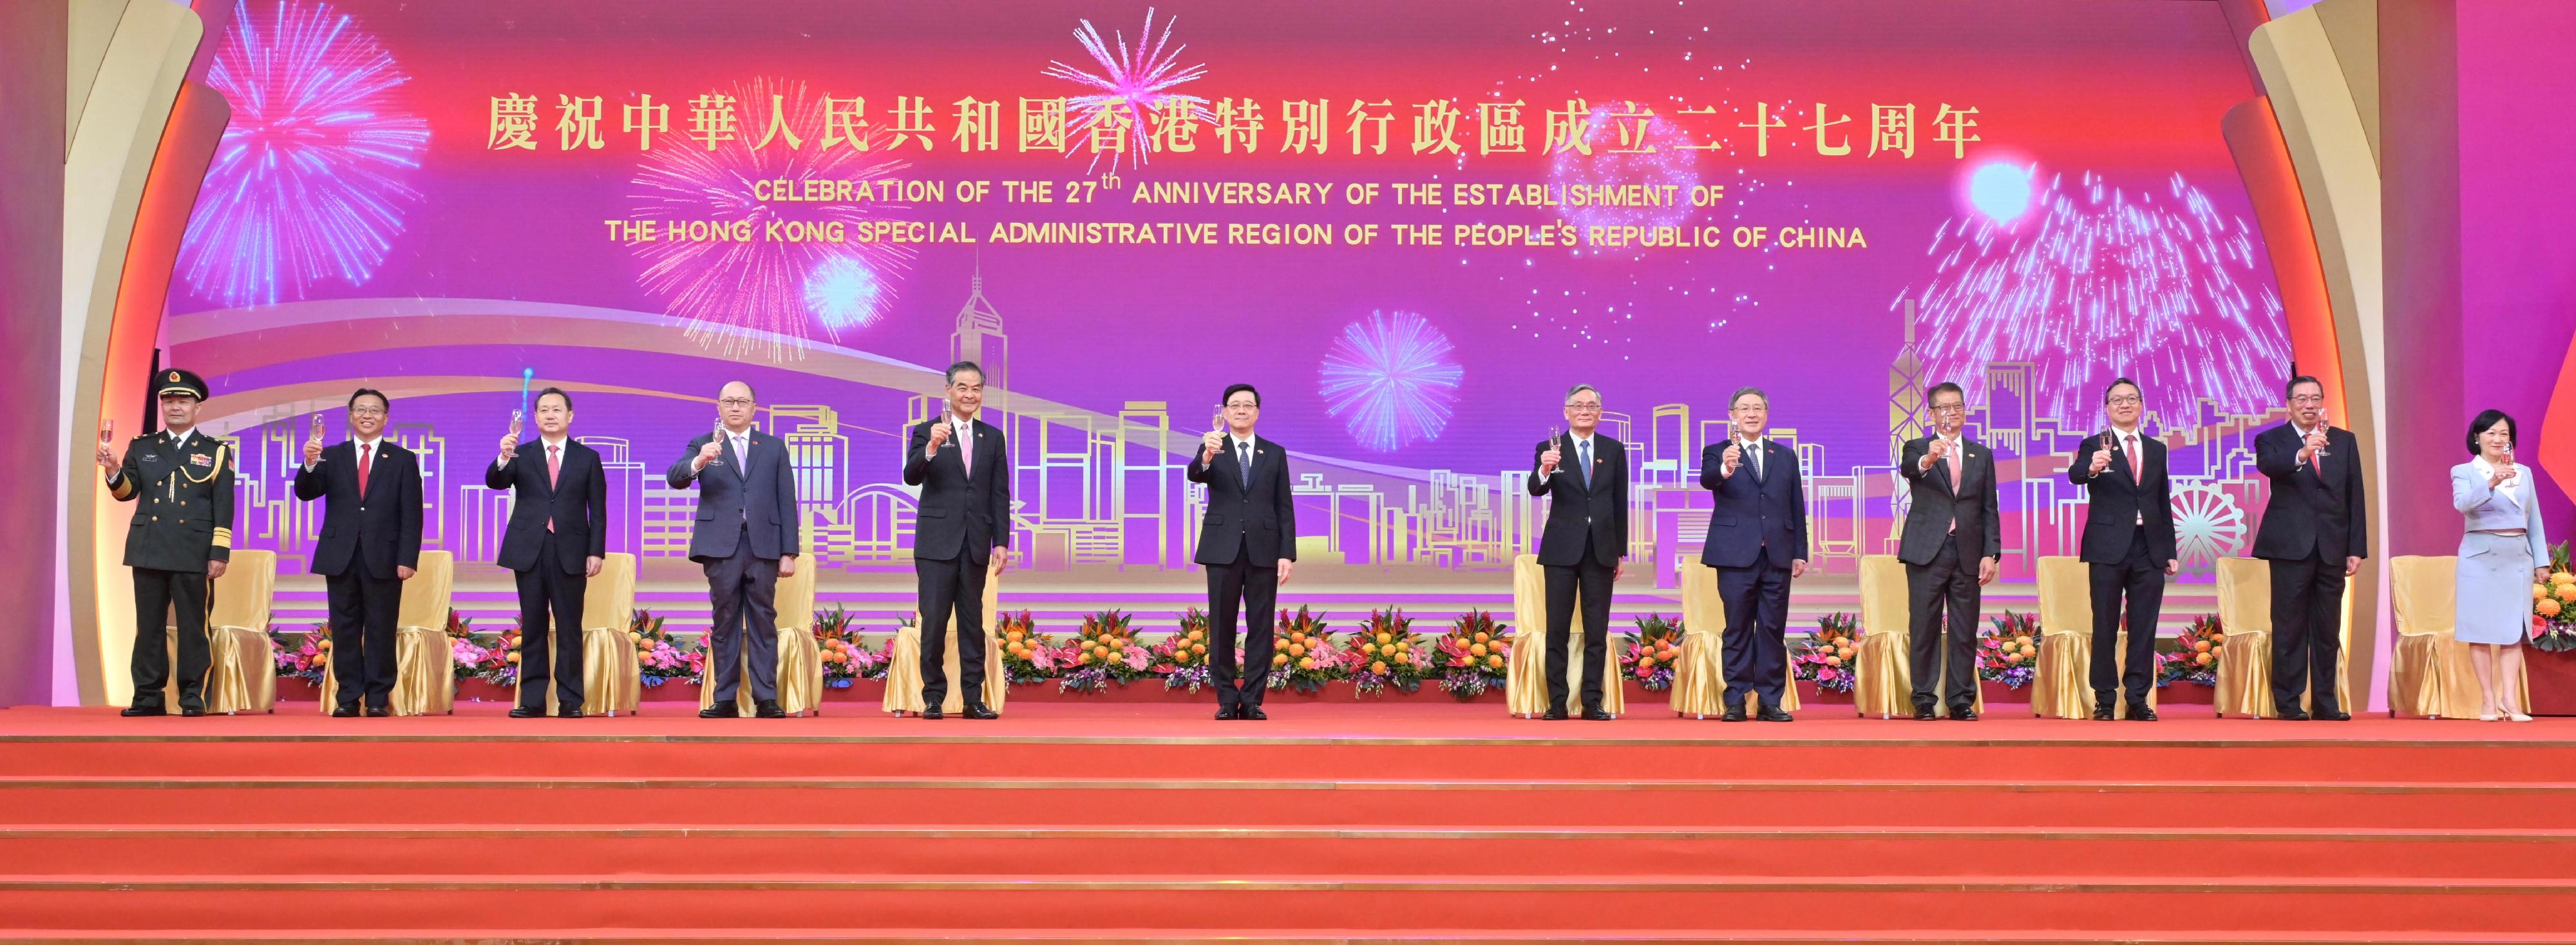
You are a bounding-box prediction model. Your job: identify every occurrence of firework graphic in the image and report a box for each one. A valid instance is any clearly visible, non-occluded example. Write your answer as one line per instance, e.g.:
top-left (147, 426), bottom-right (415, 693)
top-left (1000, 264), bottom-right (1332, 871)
top-left (1318, 311), bottom-right (1466, 453)
top-left (1909, 169), bottom-right (2293, 426)
top-left (1043, 7), bottom-right (1210, 173)
top-left (179, 0), bottom-right (430, 309)
top-left (629, 78), bottom-right (914, 360)
top-left (1548, 101), bottom-right (1702, 235)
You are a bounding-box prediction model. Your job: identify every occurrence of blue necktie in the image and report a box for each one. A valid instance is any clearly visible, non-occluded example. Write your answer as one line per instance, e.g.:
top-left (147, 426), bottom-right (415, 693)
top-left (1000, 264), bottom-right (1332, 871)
top-left (1238, 441), bottom-right (1252, 489)
top-left (1577, 439), bottom-right (1591, 489)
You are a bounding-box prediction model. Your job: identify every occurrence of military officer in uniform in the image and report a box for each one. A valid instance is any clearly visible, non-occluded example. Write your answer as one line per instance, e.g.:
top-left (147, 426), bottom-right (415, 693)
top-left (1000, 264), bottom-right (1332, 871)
top-left (97, 369), bottom-right (234, 717)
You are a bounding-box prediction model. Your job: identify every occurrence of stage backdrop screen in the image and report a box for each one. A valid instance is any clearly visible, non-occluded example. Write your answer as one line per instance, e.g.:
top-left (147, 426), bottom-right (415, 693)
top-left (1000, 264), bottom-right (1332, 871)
top-left (167, 0), bottom-right (2293, 632)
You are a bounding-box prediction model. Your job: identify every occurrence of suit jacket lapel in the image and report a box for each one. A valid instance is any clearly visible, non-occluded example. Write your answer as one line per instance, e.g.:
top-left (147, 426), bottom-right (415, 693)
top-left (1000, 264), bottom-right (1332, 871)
top-left (719, 432), bottom-right (748, 484)
top-left (146, 433), bottom-right (180, 484)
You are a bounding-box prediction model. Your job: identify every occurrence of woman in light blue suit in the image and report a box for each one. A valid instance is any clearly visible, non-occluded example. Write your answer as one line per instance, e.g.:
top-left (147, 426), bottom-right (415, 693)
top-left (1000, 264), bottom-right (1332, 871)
top-left (2452, 410), bottom-right (2547, 721)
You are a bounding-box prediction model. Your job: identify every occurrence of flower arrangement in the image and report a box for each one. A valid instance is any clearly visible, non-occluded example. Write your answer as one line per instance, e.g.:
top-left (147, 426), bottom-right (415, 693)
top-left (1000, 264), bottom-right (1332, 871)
top-left (452, 622), bottom-right (517, 685)
top-left (628, 609), bottom-right (701, 686)
top-left (1150, 609), bottom-right (1215, 692)
top-left (1347, 608), bottom-right (1430, 695)
top-left (2157, 614), bottom-right (2224, 686)
top-left (2532, 543), bottom-right (2576, 654)
top-left (1059, 609), bottom-right (1150, 693)
top-left (1619, 614), bottom-right (1684, 691)
top-left (1792, 613), bottom-right (1861, 693)
top-left (995, 610), bottom-right (1063, 685)
top-left (1267, 606), bottom-right (1350, 693)
top-left (814, 606), bottom-right (890, 686)
top-left (272, 624), bottom-right (327, 682)
top-left (1432, 609), bottom-right (1511, 700)
top-left (1978, 611), bottom-right (2040, 689)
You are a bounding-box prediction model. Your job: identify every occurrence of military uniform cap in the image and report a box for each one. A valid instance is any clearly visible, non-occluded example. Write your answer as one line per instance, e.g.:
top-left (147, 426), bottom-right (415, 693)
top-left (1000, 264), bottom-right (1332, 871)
top-left (155, 369), bottom-right (209, 401)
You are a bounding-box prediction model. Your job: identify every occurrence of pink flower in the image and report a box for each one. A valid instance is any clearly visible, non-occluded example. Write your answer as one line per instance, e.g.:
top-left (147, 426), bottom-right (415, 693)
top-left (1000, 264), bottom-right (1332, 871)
top-left (1122, 647), bottom-right (1151, 670)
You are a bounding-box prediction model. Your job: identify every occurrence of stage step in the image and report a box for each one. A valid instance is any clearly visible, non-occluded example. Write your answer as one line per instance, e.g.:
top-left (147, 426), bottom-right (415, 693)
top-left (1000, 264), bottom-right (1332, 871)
top-left (3, 825), bottom-right (2572, 879)
top-left (4, 874), bottom-right (2575, 936)
top-left (8, 934), bottom-right (2576, 945)
top-left (6, 776), bottom-right (2572, 829)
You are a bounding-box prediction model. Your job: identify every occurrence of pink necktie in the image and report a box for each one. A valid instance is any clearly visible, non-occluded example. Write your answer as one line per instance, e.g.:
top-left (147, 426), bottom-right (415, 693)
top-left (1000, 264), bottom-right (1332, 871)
top-left (958, 421), bottom-right (971, 480)
top-left (1944, 443), bottom-right (1960, 534)
top-left (356, 443), bottom-right (372, 495)
top-left (547, 445), bottom-right (561, 532)
top-left (2126, 435), bottom-right (2141, 481)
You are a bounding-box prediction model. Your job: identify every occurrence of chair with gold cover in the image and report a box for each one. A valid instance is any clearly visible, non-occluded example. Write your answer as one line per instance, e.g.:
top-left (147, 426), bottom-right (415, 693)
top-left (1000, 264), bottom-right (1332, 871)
top-left (1669, 558), bottom-right (1797, 718)
top-left (702, 558), bottom-right (823, 716)
top-left (316, 551), bottom-right (455, 716)
top-left (2389, 555), bottom-right (2507, 719)
top-left (1504, 553), bottom-right (1628, 718)
top-left (516, 551), bottom-right (639, 716)
top-left (1853, 554), bottom-right (1984, 718)
top-left (172, 548), bottom-right (277, 714)
top-left (883, 555), bottom-right (1007, 716)
top-left (2213, 557), bottom-right (2349, 718)
top-left (2029, 555), bottom-right (2157, 719)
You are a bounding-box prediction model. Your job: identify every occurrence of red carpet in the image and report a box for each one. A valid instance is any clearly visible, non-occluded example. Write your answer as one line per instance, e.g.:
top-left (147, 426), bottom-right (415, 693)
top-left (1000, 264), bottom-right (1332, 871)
top-left (3, 702), bottom-right (2572, 943)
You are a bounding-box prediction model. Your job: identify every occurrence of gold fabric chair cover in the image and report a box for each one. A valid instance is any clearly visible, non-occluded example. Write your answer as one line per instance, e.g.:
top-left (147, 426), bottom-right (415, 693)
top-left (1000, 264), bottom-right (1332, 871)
top-left (2029, 555), bottom-right (2156, 719)
top-left (171, 549), bottom-right (276, 714)
top-left (2389, 555), bottom-right (2523, 718)
top-left (1504, 554), bottom-right (1627, 717)
top-left (1670, 559), bottom-right (1795, 717)
top-left (320, 552), bottom-right (457, 715)
top-left (2213, 557), bottom-right (2350, 718)
top-left (883, 556), bottom-right (1007, 715)
top-left (515, 552), bottom-right (639, 716)
top-left (702, 560), bottom-right (824, 716)
top-left (1853, 555), bottom-right (1983, 718)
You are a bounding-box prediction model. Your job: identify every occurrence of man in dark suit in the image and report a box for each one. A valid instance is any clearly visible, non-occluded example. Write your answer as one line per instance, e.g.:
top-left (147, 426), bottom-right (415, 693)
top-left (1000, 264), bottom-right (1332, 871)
top-left (1188, 383), bottom-right (1298, 721)
top-left (1897, 381), bottom-right (2002, 721)
top-left (1527, 383), bottom-right (1629, 720)
top-left (489, 387), bottom-right (607, 718)
top-left (293, 388), bottom-right (424, 718)
top-left (2067, 377), bottom-right (2178, 721)
top-left (902, 361), bottom-right (1013, 720)
top-left (667, 381), bottom-right (800, 720)
top-left (1698, 387), bottom-right (1806, 722)
top-left (2252, 374), bottom-right (2367, 721)
top-left (97, 369), bottom-right (234, 716)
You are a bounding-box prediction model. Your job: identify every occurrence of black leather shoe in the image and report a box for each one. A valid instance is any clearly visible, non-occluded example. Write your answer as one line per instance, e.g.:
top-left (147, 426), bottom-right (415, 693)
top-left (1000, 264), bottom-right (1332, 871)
top-left (1541, 707), bottom-right (1569, 720)
top-left (2090, 703), bottom-right (2116, 721)
top-left (1913, 707), bottom-right (1939, 721)
top-left (330, 705), bottom-right (361, 718)
top-left (2273, 709), bottom-right (2311, 721)
top-left (509, 707), bottom-right (545, 719)
top-left (178, 705), bottom-right (206, 718)
top-left (2315, 709), bottom-right (2351, 721)
top-left (1721, 705), bottom-right (1747, 722)
top-left (920, 706), bottom-right (944, 720)
top-left (961, 702), bottom-right (999, 720)
top-left (556, 709), bottom-right (583, 720)
top-left (1215, 705), bottom-right (1239, 720)
top-left (755, 699), bottom-right (788, 719)
top-left (1756, 706), bottom-right (1794, 722)
top-left (1582, 707), bottom-right (1615, 721)
top-left (698, 705), bottom-right (737, 719)
top-left (365, 706), bottom-right (392, 718)
top-left (120, 705), bottom-right (166, 717)
top-left (1950, 708), bottom-right (1979, 721)
top-left (1240, 706), bottom-right (1268, 720)
top-left (2125, 704), bottom-right (2158, 721)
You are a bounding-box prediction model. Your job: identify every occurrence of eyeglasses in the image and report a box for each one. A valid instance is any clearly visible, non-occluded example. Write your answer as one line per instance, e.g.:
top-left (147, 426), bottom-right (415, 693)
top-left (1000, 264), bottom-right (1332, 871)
top-left (2288, 393), bottom-right (2324, 405)
top-left (348, 406), bottom-right (386, 417)
top-left (717, 397), bottom-right (755, 408)
top-left (2107, 396), bottom-right (2142, 406)
top-left (1564, 402), bottom-right (1602, 412)
top-left (1931, 403), bottom-right (1966, 415)
top-left (1224, 401), bottom-right (1259, 410)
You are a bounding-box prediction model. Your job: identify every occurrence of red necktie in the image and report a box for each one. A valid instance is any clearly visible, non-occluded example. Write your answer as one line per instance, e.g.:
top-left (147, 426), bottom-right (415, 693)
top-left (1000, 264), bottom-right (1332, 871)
top-left (356, 443), bottom-right (372, 495)
top-left (547, 444), bottom-right (561, 532)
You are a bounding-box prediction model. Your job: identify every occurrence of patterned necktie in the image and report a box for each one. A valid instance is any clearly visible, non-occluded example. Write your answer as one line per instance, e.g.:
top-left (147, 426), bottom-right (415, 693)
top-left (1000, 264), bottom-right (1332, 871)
top-left (356, 443), bottom-right (372, 495)
top-left (2125, 434), bottom-right (2141, 481)
top-left (1747, 440), bottom-right (1763, 481)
